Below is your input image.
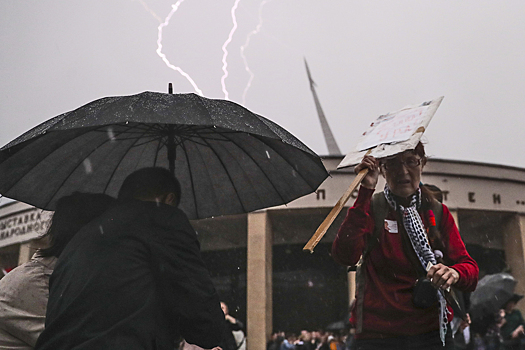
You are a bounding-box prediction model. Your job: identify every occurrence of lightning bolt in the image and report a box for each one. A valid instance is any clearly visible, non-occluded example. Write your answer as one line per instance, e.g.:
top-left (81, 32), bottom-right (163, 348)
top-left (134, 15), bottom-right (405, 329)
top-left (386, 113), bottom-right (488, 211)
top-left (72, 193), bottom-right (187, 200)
top-left (220, 0), bottom-right (242, 100)
top-left (133, 0), bottom-right (163, 23)
top-left (240, 0), bottom-right (272, 105)
top-left (156, 1), bottom-right (204, 96)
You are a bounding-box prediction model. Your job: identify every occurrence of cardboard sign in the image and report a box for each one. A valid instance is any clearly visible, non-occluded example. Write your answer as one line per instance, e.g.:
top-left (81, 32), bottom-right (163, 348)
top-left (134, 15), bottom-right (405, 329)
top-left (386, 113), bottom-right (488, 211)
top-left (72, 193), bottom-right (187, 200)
top-left (338, 96), bottom-right (443, 169)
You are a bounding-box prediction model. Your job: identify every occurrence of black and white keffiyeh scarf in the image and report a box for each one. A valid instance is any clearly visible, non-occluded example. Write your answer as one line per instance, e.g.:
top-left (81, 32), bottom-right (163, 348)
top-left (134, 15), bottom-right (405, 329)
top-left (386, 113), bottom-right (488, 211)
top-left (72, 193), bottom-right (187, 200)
top-left (384, 184), bottom-right (448, 346)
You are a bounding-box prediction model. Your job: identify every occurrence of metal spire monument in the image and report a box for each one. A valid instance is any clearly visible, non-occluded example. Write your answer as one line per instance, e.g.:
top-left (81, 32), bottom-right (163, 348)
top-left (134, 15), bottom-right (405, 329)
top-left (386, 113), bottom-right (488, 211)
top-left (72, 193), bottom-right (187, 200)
top-left (304, 59), bottom-right (341, 156)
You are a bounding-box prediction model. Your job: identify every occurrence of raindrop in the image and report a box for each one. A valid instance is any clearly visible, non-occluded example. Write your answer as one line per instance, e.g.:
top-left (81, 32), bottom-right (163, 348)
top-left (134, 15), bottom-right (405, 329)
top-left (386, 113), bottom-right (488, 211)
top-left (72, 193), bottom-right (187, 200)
top-left (292, 169), bottom-right (297, 177)
top-left (83, 158), bottom-right (93, 174)
top-left (307, 280), bottom-right (314, 287)
top-left (125, 121), bottom-right (129, 124)
top-left (107, 127), bottom-right (116, 142)
top-left (266, 150), bottom-right (270, 159)
top-left (99, 225), bottom-right (104, 235)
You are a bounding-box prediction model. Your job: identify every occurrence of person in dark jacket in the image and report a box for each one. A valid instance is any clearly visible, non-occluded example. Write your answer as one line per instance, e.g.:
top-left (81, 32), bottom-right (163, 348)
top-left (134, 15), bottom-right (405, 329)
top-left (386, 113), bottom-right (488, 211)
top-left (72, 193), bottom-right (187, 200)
top-left (501, 294), bottom-right (525, 350)
top-left (35, 167), bottom-right (225, 350)
top-left (0, 192), bottom-right (114, 349)
top-left (220, 301), bottom-right (244, 350)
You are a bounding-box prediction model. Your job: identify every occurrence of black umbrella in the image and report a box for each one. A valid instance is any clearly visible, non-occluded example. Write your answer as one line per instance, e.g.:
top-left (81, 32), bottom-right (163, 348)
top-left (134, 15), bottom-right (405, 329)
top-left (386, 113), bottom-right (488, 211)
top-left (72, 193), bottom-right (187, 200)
top-left (470, 273), bottom-right (517, 320)
top-left (0, 91), bottom-right (328, 219)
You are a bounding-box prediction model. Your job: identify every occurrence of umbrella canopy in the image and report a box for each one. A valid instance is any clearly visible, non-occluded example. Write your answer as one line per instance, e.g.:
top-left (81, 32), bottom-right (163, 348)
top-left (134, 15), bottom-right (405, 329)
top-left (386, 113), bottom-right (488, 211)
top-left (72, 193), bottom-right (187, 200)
top-left (470, 273), bottom-right (517, 320)
top-left (0, 92), bottom-right (328, 219)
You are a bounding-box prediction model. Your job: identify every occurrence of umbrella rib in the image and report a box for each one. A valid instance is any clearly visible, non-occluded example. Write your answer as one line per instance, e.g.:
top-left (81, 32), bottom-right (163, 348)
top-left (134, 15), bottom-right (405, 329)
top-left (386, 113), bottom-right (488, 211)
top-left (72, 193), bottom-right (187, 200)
top-left (177, 135), bottom-right (214, 148)
top-left (1, 128), bottom-right (87, 189)
top-left (213, 130), bottom-right (288, 205)
top-left (152, 135), bottom-right (163, 167)
top-left (42, 124), bottom-right (139, 208)
top-left (199, 137), bottom-right (248, 214)
top-left (128, 136), bottom-right (164, 148)
top-left (179, 141), bottom-right (200, 219)
top-left (102, 124), bottom-right (159, 194)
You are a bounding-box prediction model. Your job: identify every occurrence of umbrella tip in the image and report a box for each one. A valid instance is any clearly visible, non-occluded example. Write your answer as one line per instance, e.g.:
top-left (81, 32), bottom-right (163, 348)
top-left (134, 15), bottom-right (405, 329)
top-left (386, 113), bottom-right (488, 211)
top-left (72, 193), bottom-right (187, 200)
top-left (168, 83), bottom-right (173, 94)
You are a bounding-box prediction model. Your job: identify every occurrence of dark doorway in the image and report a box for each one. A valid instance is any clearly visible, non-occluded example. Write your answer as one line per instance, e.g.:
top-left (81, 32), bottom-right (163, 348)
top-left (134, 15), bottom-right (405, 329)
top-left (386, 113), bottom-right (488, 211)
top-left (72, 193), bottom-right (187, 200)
top-left (202, 248), bottom-right (247, 325)
top-left (465, 243), bottom-right (507, 278)
top-left (272, 243), bottom-right (349, 333)
top-left (202, 243), bottom-right (349, 334)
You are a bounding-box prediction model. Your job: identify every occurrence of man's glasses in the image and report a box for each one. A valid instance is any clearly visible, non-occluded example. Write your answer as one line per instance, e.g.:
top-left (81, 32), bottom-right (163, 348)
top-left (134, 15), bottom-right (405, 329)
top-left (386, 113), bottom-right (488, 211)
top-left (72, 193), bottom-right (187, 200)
top-left (380, 157), bottom-right (421, 171)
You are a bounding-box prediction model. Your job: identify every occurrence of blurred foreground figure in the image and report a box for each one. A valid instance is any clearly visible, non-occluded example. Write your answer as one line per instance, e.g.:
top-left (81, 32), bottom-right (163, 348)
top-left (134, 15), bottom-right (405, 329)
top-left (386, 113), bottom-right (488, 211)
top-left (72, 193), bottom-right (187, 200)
top-left (220, 302), bottom-right (245, 350)
top-left (35, 167), bottom-right (225, 350)
top-left (332, 142), bottom-right (479, 349)
top-left (501, 294), bottom-right (525, 350)
top-left (0, 192), bottom-right (114, 349)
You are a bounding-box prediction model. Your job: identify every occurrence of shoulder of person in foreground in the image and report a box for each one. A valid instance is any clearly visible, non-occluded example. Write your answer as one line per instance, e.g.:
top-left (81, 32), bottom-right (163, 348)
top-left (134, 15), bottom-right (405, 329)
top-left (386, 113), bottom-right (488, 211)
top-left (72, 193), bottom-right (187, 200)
top-left (180, 339), bottom-right (223, 350)
top-left (439, 203), bottom-right (479, 291)
top-left (0, 255), bottom-right (56, 347)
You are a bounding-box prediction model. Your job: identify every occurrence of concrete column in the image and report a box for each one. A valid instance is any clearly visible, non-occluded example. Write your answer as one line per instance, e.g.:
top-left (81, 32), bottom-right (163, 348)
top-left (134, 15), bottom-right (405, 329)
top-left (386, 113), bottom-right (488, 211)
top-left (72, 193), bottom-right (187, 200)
top-left (503, 214), bottom-right (525, 314)
top-left (347, 271), bottom-right (356, 305)
top-left (18, 242), bottom-right (33, 265)
top-left (247, 211), bottom-right (272, 350)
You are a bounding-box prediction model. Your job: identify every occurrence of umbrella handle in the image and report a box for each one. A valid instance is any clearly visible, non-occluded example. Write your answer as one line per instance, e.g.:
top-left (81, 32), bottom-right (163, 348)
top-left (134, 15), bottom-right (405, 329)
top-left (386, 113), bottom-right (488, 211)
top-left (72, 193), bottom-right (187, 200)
top-left (303, 168), bottom-right (369, 253)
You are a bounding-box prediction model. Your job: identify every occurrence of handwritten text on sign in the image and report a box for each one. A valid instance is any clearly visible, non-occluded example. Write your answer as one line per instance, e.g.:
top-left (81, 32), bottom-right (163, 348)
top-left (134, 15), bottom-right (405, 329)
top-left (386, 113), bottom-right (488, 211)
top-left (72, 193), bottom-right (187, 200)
top-left (357, 105), bottom-right (429, 151)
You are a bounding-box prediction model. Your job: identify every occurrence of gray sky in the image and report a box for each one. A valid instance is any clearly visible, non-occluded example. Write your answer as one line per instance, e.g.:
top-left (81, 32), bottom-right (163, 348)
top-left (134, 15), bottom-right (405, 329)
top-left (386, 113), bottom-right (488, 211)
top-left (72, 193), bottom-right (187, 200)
top-left (1, 0), bottom-right (525, 168)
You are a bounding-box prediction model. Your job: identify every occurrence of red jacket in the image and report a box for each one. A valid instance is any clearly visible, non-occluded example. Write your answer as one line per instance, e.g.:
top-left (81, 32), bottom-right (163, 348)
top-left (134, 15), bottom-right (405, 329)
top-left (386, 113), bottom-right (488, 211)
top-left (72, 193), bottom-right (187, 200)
top-left (332, 187), bottom-right (478, 339)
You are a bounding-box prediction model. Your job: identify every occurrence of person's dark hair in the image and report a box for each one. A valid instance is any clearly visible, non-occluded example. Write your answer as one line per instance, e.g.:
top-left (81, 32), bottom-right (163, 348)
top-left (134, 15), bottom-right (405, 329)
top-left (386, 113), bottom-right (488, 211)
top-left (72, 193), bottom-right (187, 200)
top-left (413, 141), bottom-right (428, 163)
top-left (505, 294), bottom-right (524, 307)
top-left (411, 141), bottom-right (437, 206)
top-left (423, 184), bottom-right (443, 203)
top-left (421, 183), bottom-right (444, 253)
top-left (117, 167), bottom-right (181, 207)
top-left (39, 192), bottom-right (115, 258)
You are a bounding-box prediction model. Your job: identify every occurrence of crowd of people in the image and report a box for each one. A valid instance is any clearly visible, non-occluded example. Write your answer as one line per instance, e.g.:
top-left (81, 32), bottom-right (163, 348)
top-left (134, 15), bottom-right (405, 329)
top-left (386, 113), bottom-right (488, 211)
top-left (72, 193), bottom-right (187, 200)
top-left (264, 301), bottom-right (525, 350)
top-left (466, 294), bottom-right (525, 350)
top-left (267, 330), bottom-right (355, 350)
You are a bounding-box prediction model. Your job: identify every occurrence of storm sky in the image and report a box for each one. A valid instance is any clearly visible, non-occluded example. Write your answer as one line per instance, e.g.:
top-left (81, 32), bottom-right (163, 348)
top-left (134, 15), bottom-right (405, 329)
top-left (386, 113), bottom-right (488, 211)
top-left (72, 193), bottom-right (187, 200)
top-left (2, 0), bottom-right (525, 168)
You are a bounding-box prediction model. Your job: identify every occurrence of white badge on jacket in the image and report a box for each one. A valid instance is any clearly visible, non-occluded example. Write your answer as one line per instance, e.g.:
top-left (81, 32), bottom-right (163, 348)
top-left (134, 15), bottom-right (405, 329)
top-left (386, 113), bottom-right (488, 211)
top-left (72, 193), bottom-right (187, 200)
top-left (384, 219), bottom-right (398, 233)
